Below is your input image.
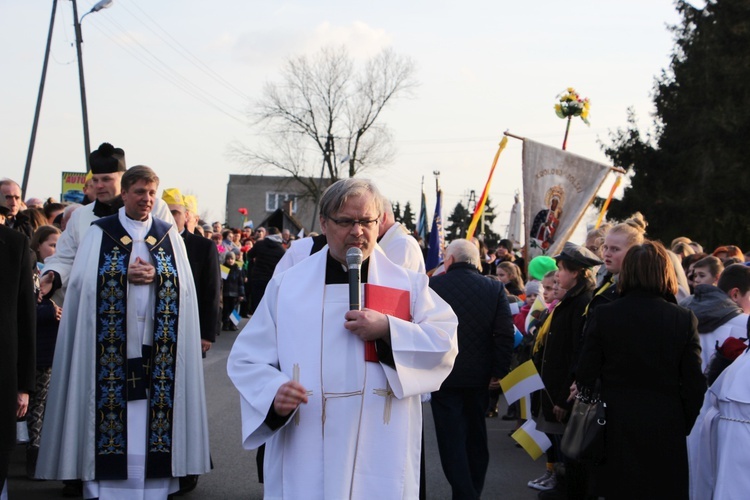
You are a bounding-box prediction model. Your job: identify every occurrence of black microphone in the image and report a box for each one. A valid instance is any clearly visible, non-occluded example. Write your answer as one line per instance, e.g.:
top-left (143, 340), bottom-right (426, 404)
top-left (346, 247), bottom-right (363, 311)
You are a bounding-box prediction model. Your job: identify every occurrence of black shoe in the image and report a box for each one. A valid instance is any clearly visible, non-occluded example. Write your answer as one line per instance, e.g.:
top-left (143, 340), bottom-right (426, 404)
top-left (501, 413), bottom-right (518, 421)
top-left (171, 475), bottom-right (199, 496)
top-left (61, 480), bottom-right (83, 497)
top-left (26, 446), bottom-right (39, 479)
top-left (485, 409), bottom-right (498, 418)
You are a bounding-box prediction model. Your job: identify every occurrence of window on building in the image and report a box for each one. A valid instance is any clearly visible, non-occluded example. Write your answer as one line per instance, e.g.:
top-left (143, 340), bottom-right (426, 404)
top-left (265, 192), bottom-right (298, 213)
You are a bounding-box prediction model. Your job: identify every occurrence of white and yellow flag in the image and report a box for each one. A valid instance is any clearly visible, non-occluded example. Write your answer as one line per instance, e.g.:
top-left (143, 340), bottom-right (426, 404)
top-left (500, 360), bottom-right (545, 405)
top-left (523, 139), bottom-right (612, 260)
top-left (512, 419), bottom-right (552, 460)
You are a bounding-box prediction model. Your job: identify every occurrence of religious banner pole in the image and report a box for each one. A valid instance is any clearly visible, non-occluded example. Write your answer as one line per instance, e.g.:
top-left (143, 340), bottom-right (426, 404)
top-left (466, 136), bottom-right (509, 240)
top-left (554, 87), bottom-right (590, 151)
top-left (594, 174), bottom-right (623, 229)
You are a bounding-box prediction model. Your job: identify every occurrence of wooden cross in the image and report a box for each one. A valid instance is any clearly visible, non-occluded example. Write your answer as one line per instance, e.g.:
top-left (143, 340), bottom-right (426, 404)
top-left (127, 372), bottom-right (141, 389)
top-left (373, 381), bottom-right (394, 424)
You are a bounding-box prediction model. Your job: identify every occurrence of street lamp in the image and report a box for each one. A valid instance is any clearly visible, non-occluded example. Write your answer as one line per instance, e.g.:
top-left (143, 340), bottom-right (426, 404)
top-left (72, 0), bottom-right (114, 171)
top-left (21, 0), bottom-right (114, 198)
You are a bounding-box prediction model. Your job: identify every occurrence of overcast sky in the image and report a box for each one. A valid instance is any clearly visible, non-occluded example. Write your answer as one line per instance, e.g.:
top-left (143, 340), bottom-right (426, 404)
top-left (1, 0), bottom-right (688, 234)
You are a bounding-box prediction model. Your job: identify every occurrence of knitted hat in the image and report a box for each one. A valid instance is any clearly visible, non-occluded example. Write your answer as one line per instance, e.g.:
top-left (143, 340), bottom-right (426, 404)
top-left (525, 280), bottom-right (542, 296)
top-left (89, 142), bottom-right (126, 174)
top-left (528, 255), bottom-right (558, 280)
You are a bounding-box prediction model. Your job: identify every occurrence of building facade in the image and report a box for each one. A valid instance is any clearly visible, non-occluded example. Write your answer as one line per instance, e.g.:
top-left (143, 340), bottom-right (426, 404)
top-left (225, 174), bottom-right (329, 233)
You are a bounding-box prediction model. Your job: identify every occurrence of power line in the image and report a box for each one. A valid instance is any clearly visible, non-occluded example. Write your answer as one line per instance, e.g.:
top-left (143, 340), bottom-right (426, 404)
top-left (84, 18), bottom-right (246, 123)
top-left (84, 15), bottom-right (246, 123)
top-left (121, 0), bottom-right (252, 103)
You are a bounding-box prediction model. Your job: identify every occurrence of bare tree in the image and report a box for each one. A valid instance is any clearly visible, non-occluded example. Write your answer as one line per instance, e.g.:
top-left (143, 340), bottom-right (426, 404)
top-left (231, 45), bottom-right (417, 202)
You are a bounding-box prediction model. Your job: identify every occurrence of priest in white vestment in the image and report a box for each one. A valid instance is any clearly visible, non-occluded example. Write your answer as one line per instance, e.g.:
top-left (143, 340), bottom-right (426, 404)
top-left (688, 348), bottom-right (750, 500)
top-left (40, 142), bottom-right (175, 302)
top-left (37, 167), bottom-right (211, 499)
top-left (228, 179), bottom-right (458, 499)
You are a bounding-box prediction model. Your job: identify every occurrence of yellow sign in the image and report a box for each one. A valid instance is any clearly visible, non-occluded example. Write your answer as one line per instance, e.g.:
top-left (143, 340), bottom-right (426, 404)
top-left (61, 171), bottom-right (87, 204)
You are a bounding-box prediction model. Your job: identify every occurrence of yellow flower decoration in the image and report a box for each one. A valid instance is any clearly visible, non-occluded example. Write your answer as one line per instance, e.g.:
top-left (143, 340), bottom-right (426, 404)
top-left (554, 87), bottom-right (590, 125)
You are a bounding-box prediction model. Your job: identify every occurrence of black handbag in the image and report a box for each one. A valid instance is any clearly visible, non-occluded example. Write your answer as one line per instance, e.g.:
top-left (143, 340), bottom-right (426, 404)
top-left (560, 391), bottom-right (606, 463)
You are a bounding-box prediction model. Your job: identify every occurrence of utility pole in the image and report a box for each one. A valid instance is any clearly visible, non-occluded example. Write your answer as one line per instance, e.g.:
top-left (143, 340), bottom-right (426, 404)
top-left (21, 0), bottom-right (59, 198)
top-left (72, 0), bottom-right (92, 171)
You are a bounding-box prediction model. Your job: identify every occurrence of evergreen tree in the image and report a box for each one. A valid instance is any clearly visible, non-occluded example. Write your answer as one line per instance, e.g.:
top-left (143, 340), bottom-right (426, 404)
top-left (604, 0), bottom-right (750, 249)
top-left (446, 202), bottom-right (470, 240)
top-left (402, 201), bottom-right (416, 233)
top-left (478, 196), bottom-right (502, 249)
top-left (392, 201), bottom-right (402, 224)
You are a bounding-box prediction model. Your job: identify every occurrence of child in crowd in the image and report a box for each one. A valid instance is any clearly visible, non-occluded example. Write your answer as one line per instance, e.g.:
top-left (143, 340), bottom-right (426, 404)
top-left (689, 255), bottom-right (724, 287)
top-left (26, 225), bottom-right (62, 478)
top-left (514, 281), bottom-right (542, 336)
top-left (222, 253), bottom-right (245, 331)
top-left (497, 261), bottom-right (526, 299)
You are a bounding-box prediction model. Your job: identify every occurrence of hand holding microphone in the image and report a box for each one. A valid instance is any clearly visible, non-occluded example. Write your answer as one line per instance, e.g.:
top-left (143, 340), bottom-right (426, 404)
top-left (343, 247), bottom-right (389, 342)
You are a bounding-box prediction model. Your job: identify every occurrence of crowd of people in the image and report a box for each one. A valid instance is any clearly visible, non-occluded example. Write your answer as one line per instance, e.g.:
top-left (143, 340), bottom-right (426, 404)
top-left (2, 145), bottom-right (750, 500)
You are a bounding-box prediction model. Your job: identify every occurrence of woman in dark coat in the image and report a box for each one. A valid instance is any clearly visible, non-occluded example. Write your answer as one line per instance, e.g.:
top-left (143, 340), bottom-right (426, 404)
top-left (529, 242), bottom-right (601, 493)
top-left (576, 241), bottom-right (705, 500)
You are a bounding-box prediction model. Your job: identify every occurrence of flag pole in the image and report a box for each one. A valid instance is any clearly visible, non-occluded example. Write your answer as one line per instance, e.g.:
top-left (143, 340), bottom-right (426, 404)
top-left (466, 136), bottom-right (508, 239)
top-left (594, 175), bottom-right (622, 229)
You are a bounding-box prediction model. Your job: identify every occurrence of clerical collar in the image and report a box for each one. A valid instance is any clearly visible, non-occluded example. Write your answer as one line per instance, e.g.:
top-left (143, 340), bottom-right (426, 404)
top-left (325, 251), bottom-right (370, 284)
top-left (93, 197), bottom-right (124, 217)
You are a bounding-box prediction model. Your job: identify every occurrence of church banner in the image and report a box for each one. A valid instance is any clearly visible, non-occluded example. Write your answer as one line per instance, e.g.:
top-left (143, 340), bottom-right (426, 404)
top-left (523, 139), bottom-right (611, 260)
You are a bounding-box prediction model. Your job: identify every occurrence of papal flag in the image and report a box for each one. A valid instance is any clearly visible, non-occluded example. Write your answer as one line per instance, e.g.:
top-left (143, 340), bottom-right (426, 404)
top-left (523, 139), bottom-right (613, 260)
top-left (220, 265), bottom-right (230, 280)
top-left (500, 359), bottom-right (545, 405)
top-left (229, 309), bottom-right (242, 326)
top-left (512, 419), bottom-right (552, 460)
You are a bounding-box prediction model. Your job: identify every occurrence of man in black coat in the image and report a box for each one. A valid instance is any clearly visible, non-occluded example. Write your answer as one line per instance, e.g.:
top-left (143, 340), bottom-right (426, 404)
top-left (429, 239), bottom-right (514, 500)
top-left (246, 227), bottom-right (285, 314)
top-left (163, 189), bottom-right (221, 353)
top-left (1, 179), bottom-right (34, 239)
top-left (0, 225), bottom-right (36, 493)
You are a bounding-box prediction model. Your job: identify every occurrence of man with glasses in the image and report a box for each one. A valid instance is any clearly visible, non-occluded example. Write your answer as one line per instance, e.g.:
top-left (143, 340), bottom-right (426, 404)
top-left (228, 178), bottom-right (458, 499)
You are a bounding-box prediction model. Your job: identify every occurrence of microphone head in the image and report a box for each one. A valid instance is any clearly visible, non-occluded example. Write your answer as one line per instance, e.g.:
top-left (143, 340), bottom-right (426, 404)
top-left (346, 247), bottom-right (363, 268)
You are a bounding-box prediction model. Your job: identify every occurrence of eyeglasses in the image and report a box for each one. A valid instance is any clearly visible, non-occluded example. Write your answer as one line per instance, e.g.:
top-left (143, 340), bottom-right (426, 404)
top-left (326, 215), bottom-right (380, 229)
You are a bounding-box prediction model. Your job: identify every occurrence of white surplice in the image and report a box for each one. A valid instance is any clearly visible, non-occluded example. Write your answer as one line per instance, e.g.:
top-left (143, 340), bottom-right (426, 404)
top-left (44, 198), bottom-right (174, 295)
top-left (227, 246), bottom-right (458, 499)
top-left (37, 209), bottom-right (211, 491)
top-left (688, 349), bottom-right (750, 500)
top-left (377, 222), bottom-right (425, 274)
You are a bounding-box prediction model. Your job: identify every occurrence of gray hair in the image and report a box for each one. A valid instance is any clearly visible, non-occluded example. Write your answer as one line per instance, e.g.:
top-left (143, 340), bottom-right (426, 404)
top-left (445, 239), bottom-right (481, 269)
top-left (319, 178), bottom-right (384, 218)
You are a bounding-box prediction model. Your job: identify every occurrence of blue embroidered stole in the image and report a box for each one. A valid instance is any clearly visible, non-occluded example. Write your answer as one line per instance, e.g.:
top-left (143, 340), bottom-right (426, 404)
top-left (92, 214), bottom-right (179, 480)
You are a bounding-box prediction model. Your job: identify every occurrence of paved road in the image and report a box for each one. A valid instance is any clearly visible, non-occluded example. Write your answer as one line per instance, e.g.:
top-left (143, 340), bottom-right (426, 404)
top-left (8, 318), bottom-right (543, 499)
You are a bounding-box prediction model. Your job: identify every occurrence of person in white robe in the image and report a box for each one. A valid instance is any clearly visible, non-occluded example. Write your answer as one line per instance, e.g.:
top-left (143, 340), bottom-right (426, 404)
top-left (688, 347), bottom-right (750, 500)
top-left (37, 166), bottom-right (210, 499)
top-left (377, 198), bottom-right (426, 274)
top-left (40, 142), bottom-right (174, 301)
top-left (227, 178), bottom-right (458, 499)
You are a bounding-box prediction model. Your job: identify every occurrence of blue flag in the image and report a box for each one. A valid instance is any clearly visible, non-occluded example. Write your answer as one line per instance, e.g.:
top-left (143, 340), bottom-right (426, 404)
top-left (426, 188), bottom-right (444, 272)
top-left (417, 188), bottom-right (428, 242)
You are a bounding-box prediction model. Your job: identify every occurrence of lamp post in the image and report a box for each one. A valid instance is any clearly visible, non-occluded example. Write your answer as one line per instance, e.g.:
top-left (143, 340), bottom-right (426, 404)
top-left (72, 0), bottom-right (113, 171)
top-left (21, 0), bottom-right (59, 198)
